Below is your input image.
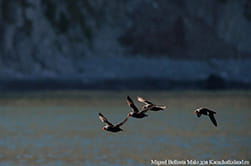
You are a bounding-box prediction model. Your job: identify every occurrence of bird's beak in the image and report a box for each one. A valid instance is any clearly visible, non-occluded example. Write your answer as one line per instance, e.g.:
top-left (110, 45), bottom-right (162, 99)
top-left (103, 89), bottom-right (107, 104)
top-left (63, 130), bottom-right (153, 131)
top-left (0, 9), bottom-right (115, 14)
top-left (102, 127), bottom-right (105, 130)
top-left (127, 114), bottom-right (130, 117)
top-left (194, 110), bottom-right (197, 114)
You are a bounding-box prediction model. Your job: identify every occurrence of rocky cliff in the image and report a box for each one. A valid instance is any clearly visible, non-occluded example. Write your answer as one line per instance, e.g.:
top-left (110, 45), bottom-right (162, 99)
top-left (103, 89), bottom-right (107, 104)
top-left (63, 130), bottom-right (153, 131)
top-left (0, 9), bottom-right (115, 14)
top-left (0, 0), bottom-right (251, 90)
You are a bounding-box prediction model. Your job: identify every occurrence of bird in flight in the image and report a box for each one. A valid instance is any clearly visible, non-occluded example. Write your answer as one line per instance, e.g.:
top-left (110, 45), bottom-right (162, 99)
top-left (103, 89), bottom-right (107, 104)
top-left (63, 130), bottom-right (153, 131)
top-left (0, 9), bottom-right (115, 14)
top-left (194, 107), bottom-right (218, 127)
top-left (137, 96), bottom-right (167, 111)
top-left (126, 96), bottom-right (149, 119)
top-left (98, 113), bottom-right (128, 132)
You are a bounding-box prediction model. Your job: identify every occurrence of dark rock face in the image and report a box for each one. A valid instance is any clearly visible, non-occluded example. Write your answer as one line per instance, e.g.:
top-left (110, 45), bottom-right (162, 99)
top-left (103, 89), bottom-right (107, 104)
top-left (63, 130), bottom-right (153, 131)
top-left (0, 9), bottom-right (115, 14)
top-left (119, 0), bottom-right (250, 59)
top-left (0, 0), bottom-right (251, 90)
top-left (119, 1), bottom-right (187, 56)
top-left (0, 0), bottom-right (250, 61)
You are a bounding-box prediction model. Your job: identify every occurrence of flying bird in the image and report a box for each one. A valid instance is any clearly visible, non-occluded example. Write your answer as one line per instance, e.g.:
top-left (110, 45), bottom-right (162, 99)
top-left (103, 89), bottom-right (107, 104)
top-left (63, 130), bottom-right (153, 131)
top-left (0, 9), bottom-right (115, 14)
top-left (127, 96), bottom-right (148, 118)
top-left (137, 96), bottom-right (167, 111)
top-left (98, 113), bottom-right (128, 132)
top-left (194, 107), bottom-right (218, 127)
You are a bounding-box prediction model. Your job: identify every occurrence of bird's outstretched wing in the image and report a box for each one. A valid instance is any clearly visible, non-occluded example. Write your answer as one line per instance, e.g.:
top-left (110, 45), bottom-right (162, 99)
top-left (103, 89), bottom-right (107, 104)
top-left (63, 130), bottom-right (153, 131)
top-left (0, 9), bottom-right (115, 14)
top-left (115, 117), bottom-right (128, 128)
top-left (127, 96), bottom-right (139, 113)
top-left (209, 113), bottom-right (217, 127)
top-left (199, 107), bottom-right (216, 114)
top-left (98, 113), bottom-right (113, 127)
top-left (207, 109), bottom-right (216, 114)
top-left (151, 106), bottom-right (167, 111)
top-left (137, 96), bottom-right (153, 105)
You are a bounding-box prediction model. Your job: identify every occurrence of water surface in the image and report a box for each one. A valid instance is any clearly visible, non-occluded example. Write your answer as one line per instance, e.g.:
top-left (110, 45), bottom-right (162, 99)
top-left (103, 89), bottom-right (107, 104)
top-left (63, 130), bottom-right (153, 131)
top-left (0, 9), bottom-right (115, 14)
top-left (0, 91), bottom-right (250, 166)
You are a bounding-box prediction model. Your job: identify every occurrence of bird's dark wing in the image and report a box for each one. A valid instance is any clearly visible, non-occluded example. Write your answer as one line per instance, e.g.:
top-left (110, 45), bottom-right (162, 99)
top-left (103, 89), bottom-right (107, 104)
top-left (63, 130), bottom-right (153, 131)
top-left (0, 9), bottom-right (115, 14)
top-left (98, 113), bottom-right (113, 127)
top-left (127, 96), bottom-right (139, 113)
top-left (137, 96), bottom-right (153, 105)
top-left (151, 106), bottom-right (167, 111)
top-left (140, 108), bottom-right (149, 114)
top-left (200, 108), bottom-right (216, 115)
top-left (209, 113), bottom-right (217, 127)
top-left (207, 109), bottom-right (216, 114)
top-left (115, 117), bottom-right (128, 128)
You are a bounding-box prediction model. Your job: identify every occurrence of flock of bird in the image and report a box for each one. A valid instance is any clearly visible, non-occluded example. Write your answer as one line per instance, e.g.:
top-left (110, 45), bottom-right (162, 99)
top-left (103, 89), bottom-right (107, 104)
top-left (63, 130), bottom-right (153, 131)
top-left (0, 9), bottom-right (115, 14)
top-left (98, 96), bottom-right (218, 133)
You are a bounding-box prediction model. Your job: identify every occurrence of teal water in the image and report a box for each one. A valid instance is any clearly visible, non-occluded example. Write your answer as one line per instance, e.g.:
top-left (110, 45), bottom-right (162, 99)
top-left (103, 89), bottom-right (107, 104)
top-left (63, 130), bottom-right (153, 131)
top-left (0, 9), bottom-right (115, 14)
top-left (0, 91), bottom-right (250, 166)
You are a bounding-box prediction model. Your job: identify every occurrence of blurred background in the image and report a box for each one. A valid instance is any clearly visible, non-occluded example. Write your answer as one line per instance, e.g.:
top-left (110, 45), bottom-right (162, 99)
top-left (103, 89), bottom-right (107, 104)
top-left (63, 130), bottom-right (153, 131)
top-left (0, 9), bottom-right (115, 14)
top-left (0, 0), bottom-right (251, 90)
top-left (0, 0), bottom-right (250, 166)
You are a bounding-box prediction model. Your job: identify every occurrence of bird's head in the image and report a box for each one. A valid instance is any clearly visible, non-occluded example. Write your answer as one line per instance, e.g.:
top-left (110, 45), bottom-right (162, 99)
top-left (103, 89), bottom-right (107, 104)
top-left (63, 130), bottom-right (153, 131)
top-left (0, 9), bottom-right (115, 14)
top-left (194, 108), bottom-right (200, 114)
top-left (102, 126), bottom-right (106, 131)
top-left (142, 105), bottom-right (150, 110)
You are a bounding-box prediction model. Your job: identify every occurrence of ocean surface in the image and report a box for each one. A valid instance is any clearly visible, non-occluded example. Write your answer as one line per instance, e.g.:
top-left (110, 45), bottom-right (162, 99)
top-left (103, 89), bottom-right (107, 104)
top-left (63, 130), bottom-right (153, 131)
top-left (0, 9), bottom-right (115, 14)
top-left (0, 91), bottom-right (250, 166)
